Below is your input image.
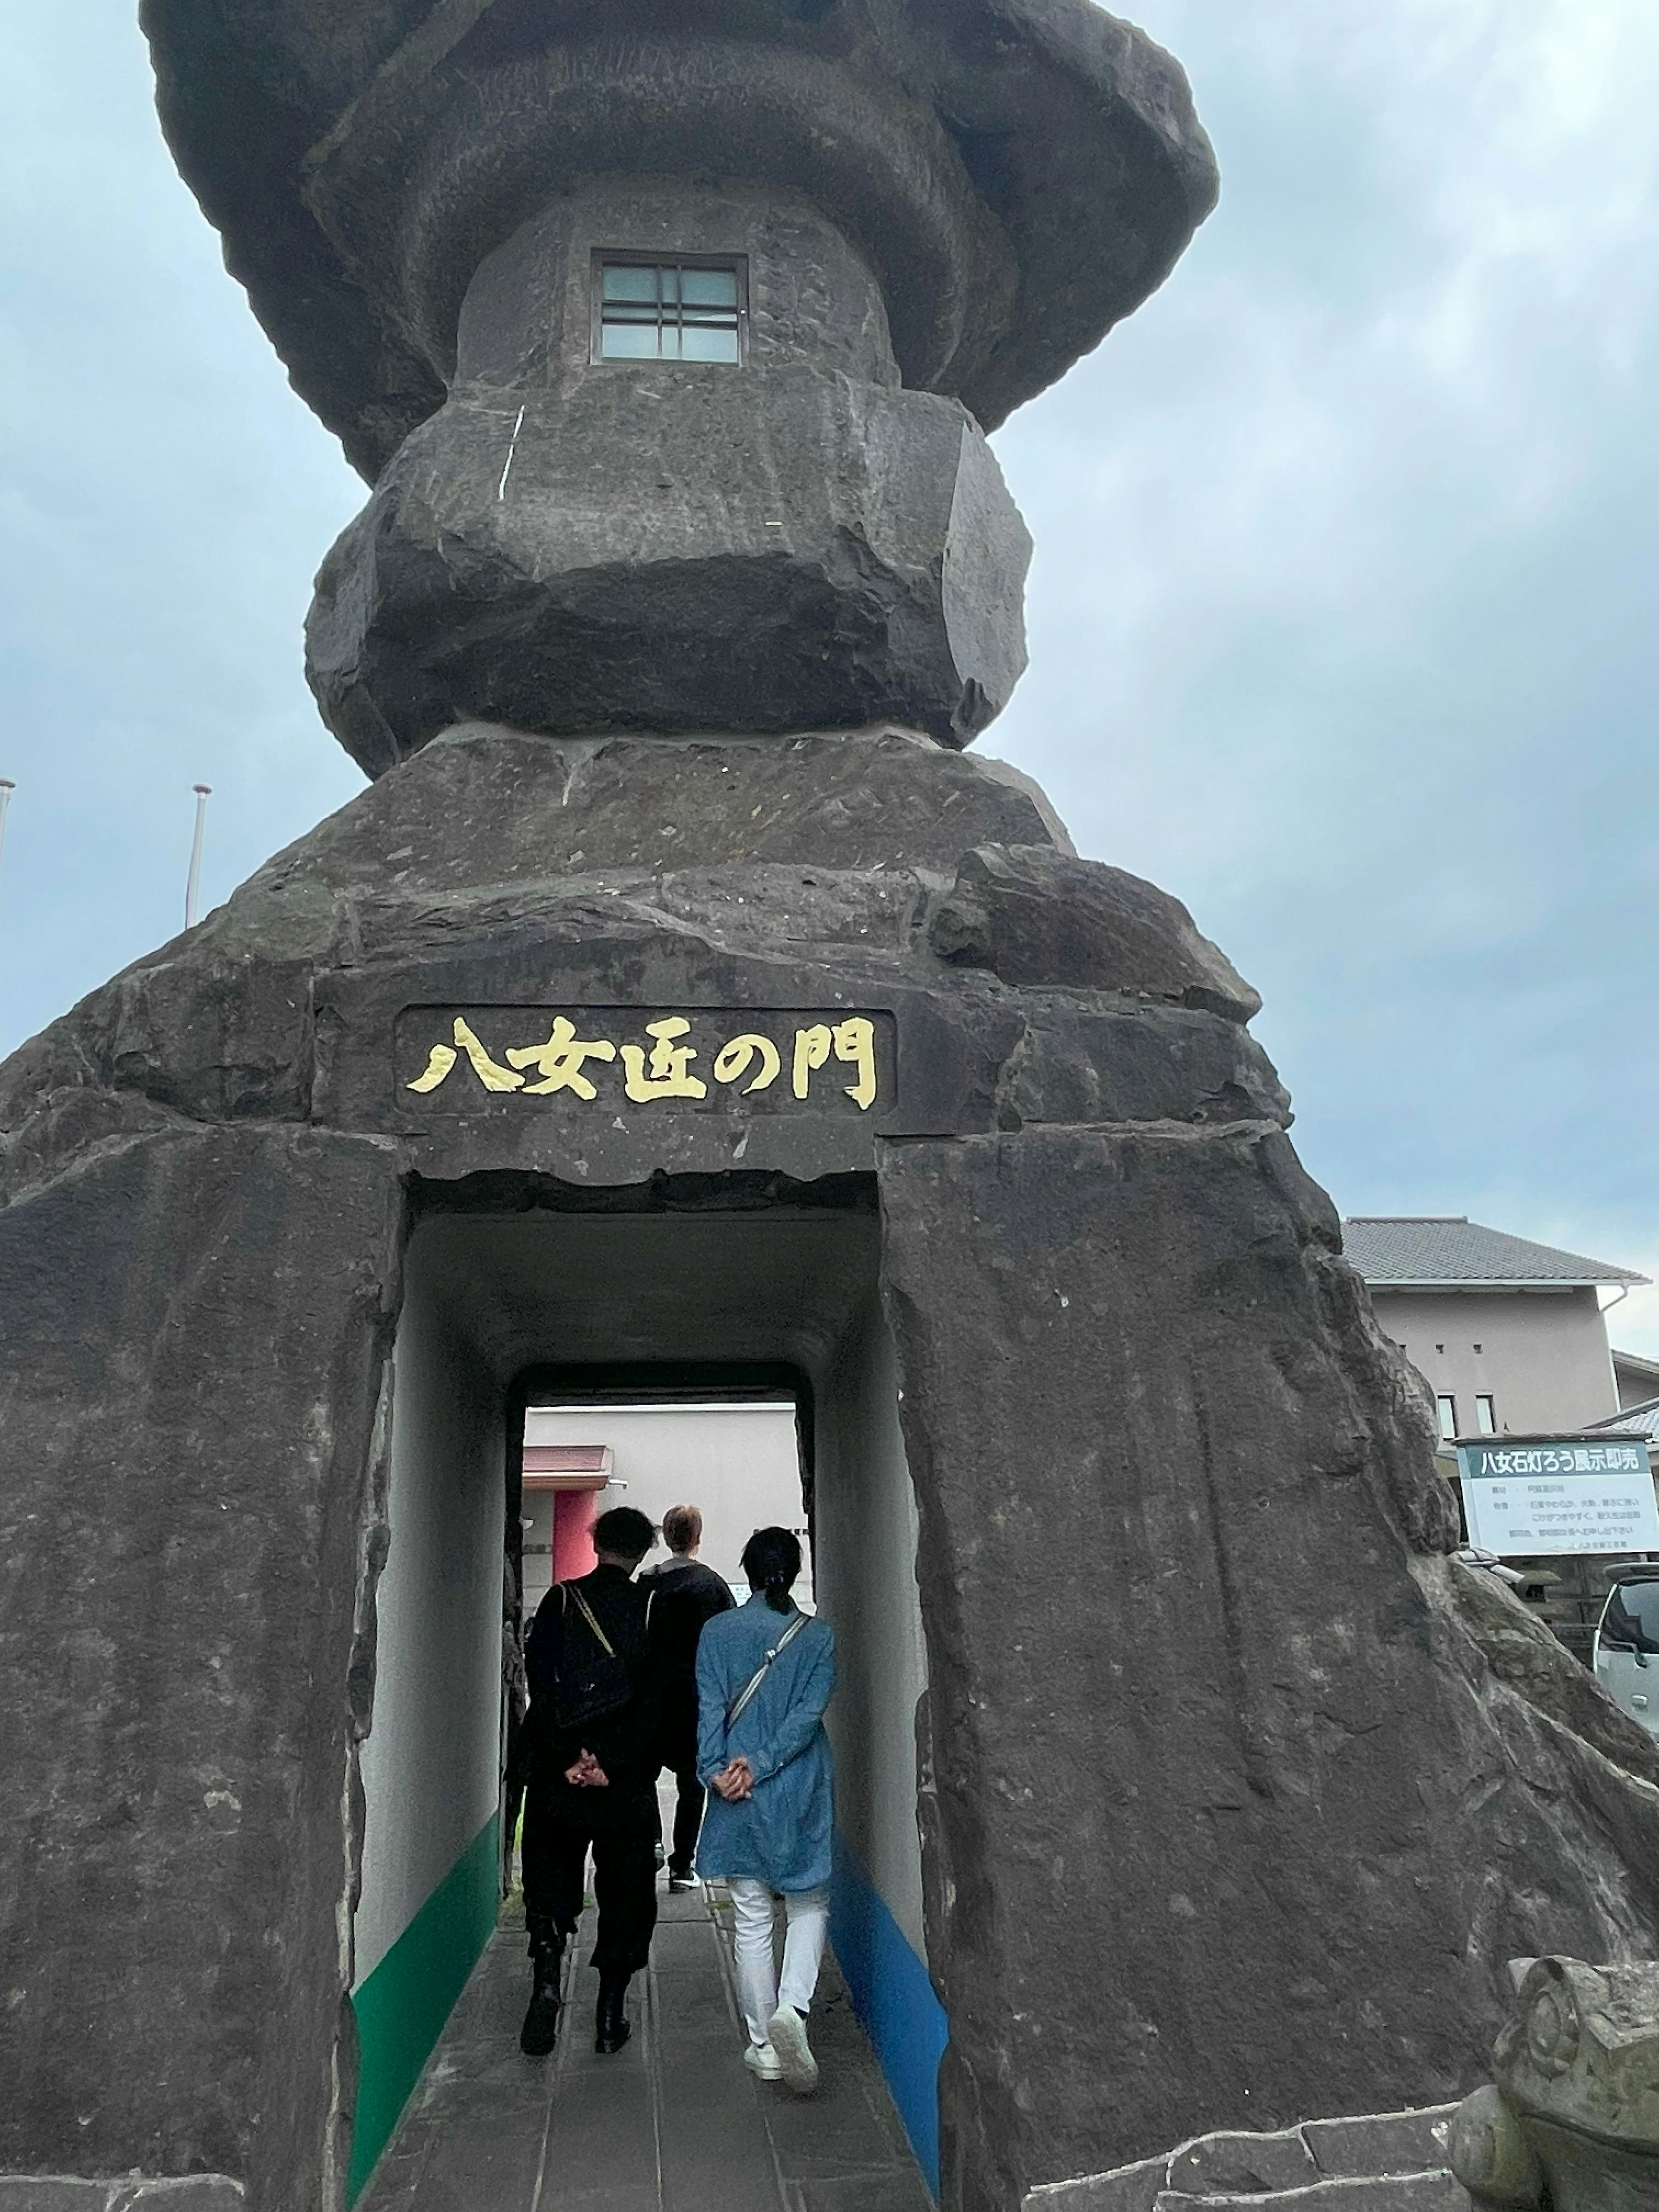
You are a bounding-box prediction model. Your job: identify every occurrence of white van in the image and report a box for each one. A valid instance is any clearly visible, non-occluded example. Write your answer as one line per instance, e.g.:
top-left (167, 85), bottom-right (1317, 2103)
top-left (1592, 1574), bottom-right (1659, 1735)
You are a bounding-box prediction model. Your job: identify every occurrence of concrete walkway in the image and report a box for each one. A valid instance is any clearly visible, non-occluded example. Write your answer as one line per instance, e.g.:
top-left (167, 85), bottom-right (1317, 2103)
top-left (357, 1876), bottom-right (932, 2212)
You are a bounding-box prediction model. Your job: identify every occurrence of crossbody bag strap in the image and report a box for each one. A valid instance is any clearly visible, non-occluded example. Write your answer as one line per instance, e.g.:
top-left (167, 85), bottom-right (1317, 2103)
top-left (568, 1583), bottom-right (617, 1659)
top-left (725, 1609), bottom-right (810, 1730)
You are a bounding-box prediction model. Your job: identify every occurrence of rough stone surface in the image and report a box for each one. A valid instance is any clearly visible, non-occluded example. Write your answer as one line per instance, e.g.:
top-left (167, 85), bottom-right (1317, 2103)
top-left (301, 139), bottom-right (1036, 762)
top-left (0, 1131), bottom-right (399, 2207)
top-left (1027, 2111), bottom-right (1462, 2212)
top-left (880, 1125), bottom-right (1659, 2212)
top-left (1166, 2133), bottom-right (1320, 2197)
top-left (0, 728), bottom-right (1281, 1211)
top-left (140, 0), bottom-right (1219, 477)
top-left (149, 5), bottom-right (1209, 766)
top-left (1155, 2180), bottom-right (1466, 2212)
top-left (928, 844), bottom-right (1261, 1021)
top-left (117, 2188), bottom-right (246, 2211)
top-left (0, 2189), bottom-right (112, 2212)
top-left (1446, 1561), bottom-right (1659, 1789)
top-left (306, 375), bottom-right (1031, 768)
top-left (0, 2182), bottom-right (243, 2212)
top-left (6, 732), bottom-right (1659, 2211)
top-left (1304, 2115), bottom-right (1455, 2180)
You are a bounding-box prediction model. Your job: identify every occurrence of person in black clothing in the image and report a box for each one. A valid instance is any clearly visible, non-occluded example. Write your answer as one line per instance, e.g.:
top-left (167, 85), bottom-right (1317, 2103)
top-left (518, 1505), bottom-right (660, 2059)
top-left (642, 1504), bottom-right (736, 1890)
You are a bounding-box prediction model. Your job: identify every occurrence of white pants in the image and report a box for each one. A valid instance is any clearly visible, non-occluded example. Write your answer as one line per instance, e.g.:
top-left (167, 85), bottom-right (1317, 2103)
top-left (728, 1878), bottom-right (830, 2048)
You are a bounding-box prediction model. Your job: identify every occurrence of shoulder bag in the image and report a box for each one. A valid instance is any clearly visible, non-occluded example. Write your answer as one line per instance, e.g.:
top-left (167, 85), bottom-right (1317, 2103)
top-left (551, 1582), bottom-right (651, 1735)
top-left (726, 1610), bottom-right (810, 1729)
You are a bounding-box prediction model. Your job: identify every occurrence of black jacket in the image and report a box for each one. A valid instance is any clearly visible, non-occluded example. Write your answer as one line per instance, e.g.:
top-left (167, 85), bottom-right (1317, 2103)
top-left (523, 1564), bottom-right (660, 1809)
top-left (644, 1558), bottom-right (736, 1751)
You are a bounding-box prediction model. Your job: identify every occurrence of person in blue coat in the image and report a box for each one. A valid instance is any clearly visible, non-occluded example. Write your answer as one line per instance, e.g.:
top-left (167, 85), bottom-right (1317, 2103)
top-left (696, 1527), bottom-right (836, 2094)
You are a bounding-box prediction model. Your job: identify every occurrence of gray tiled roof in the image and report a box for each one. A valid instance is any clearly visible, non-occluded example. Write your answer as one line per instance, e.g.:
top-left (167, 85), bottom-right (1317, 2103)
top-left (1587, 1396), bottom-right (1659, 1443)
top-left (1342, 1216), bottom-right (1647, 1288)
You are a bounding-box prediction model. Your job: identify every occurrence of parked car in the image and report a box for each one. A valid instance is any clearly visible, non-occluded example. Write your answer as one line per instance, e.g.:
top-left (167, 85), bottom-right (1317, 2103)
top-left (1593, 1574), bottom-right (1659, 1735)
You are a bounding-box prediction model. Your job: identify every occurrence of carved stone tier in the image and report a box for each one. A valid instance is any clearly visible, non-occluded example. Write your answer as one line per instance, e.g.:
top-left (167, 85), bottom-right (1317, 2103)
top-left (142, 0), bottom-right (1219, 474)
top-left (305, 183), bottom-right (1034, 769)
top-left (138, 1), bottom-right (1217, 763)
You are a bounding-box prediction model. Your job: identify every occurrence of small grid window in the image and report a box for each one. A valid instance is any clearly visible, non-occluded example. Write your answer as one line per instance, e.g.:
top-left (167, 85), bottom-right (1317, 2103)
top-left (1475, 1394), bottom-right (1497, 1435)
top-left (596, 259), bottom-right (744, 363)
top-left (1436, 1395), bottom-right (1459, 1440)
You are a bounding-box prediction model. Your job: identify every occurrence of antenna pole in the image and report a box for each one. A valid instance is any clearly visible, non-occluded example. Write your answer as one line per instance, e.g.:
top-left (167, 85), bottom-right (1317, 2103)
top-left (0, 779), bottom-right (15, 893)
top-left (184, 783), bottom-right (213, 929)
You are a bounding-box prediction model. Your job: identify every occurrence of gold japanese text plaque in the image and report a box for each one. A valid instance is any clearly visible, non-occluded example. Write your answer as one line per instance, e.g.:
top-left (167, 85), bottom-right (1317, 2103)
top-left (395, 1007), bottom-right (898, 1116)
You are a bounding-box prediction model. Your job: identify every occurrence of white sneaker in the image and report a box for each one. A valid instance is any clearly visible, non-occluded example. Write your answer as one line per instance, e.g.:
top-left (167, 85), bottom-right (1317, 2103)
top-left (745, 2042), bottom-right (782, 2082)
top-left (766, 2005), bottom-right (819, 2094)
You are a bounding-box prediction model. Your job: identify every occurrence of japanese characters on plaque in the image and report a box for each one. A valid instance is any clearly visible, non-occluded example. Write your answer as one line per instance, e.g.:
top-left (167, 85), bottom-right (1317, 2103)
top-left (1459, 1442), bottom-right (1649, 1479)
top-left (397, 1007), bottom-right (895, 1115)
top-left (1455, 1437), bottom-right (1659, 1557)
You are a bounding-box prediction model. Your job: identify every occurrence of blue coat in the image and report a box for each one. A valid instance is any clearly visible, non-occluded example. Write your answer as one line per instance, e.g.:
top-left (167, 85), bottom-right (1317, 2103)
top-left (695, 1597), bottom-right (836, 1892)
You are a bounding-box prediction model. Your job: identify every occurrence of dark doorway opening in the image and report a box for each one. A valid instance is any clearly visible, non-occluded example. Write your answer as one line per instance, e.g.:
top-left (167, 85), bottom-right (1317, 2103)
top-left (346, 1174), bottom-right (945, 2201)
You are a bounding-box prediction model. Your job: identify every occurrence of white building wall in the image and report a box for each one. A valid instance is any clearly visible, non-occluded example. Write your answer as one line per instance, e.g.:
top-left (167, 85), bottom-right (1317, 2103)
top-left (520, 1401), bottom-right (807, 1608)
top-left (355, 1243), bottom-right (507, 1987)
top-left (1371, 1286), bottom-right (1619, 1436)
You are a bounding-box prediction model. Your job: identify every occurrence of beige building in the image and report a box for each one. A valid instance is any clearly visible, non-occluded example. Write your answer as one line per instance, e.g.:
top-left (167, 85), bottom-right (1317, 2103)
top-left (1343, 1216), bottom-right (1647, 1439)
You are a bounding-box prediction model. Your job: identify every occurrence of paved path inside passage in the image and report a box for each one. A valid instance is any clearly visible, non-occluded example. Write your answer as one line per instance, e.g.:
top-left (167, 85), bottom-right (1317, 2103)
top-left (357, 1876), bottom-right (933, 2212)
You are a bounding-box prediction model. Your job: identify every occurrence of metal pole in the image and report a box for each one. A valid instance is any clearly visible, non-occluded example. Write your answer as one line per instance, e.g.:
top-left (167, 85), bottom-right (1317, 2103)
top-left (184, 783), bottom-right (212, 930)
top-left (0, 780), bottom-right (15, 893)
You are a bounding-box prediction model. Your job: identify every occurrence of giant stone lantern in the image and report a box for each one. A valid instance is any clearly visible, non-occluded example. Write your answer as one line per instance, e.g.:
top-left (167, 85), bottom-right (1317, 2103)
top-left (4, 7), bottom-right (1659, 2212)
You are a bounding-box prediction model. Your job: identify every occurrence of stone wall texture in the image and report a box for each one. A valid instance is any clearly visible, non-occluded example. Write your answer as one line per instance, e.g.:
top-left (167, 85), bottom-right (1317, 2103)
top-left (4, 728), bottom-right (1659, 2211)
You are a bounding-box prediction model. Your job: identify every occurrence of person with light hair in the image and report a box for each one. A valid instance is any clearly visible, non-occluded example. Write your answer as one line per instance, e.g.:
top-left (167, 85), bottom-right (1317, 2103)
top-left (695, 1527), bottom-right (835, 2093)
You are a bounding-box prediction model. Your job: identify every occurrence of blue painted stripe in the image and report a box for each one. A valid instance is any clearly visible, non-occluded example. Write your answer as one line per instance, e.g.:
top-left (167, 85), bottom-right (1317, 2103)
top-left (830, 1833), bottom-right (948, 2197)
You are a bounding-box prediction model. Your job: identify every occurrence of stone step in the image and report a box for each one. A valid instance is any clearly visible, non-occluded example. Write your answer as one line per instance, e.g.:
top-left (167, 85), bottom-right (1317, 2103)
top-left (1025, 2107), bottom-right (1463, 2212)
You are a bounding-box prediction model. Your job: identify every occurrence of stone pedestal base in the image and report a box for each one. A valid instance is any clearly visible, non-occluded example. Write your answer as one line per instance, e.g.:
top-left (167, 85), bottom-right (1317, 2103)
top-left (4, 726), bottom-right (1658, 2212)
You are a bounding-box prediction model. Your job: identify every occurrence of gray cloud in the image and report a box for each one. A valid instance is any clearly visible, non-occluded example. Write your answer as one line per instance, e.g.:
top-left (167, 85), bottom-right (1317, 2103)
top-left (992, 0), bottom-right (1659, 1345)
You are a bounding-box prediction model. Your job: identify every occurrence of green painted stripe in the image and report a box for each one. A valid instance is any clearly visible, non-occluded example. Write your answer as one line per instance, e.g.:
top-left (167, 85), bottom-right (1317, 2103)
top-left (347, 1812), bottom-right (501, 2204)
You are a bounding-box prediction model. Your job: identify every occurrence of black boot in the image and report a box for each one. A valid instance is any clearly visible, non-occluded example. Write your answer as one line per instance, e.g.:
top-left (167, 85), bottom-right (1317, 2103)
top-left (519, 1924), bottom-right (565, 2057)
top-left (594, 1971), bottom-right (632, 2054)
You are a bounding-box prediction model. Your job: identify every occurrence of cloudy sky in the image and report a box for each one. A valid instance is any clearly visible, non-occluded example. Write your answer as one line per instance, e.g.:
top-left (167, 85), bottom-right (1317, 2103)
top-left (3, 3), bottom-right (1657, 1350)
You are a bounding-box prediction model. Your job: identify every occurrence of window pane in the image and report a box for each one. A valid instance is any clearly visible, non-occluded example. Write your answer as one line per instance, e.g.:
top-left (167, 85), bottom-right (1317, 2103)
top-left (1436, 1395), bottom-right (1458, 1439)
top-left (600, 322), bottom-right (660, 359)
top-left (680, 324), bottom-right (741, 362)
top-left (596, 259), bottom-right (742, 364)
top-left (681, 267), bottom-right (739, 307)
top-left (602, 266), bottom-right (658, 302)
top-left (1604, 1581), bottom-right (1659, 1652)
top-left (1475, 1395), bottom-right (1496, 1435)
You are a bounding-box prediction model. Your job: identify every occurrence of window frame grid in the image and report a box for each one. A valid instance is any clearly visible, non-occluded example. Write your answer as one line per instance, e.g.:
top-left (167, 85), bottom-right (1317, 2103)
top-left (591, 251), bottom-right (749, 367)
